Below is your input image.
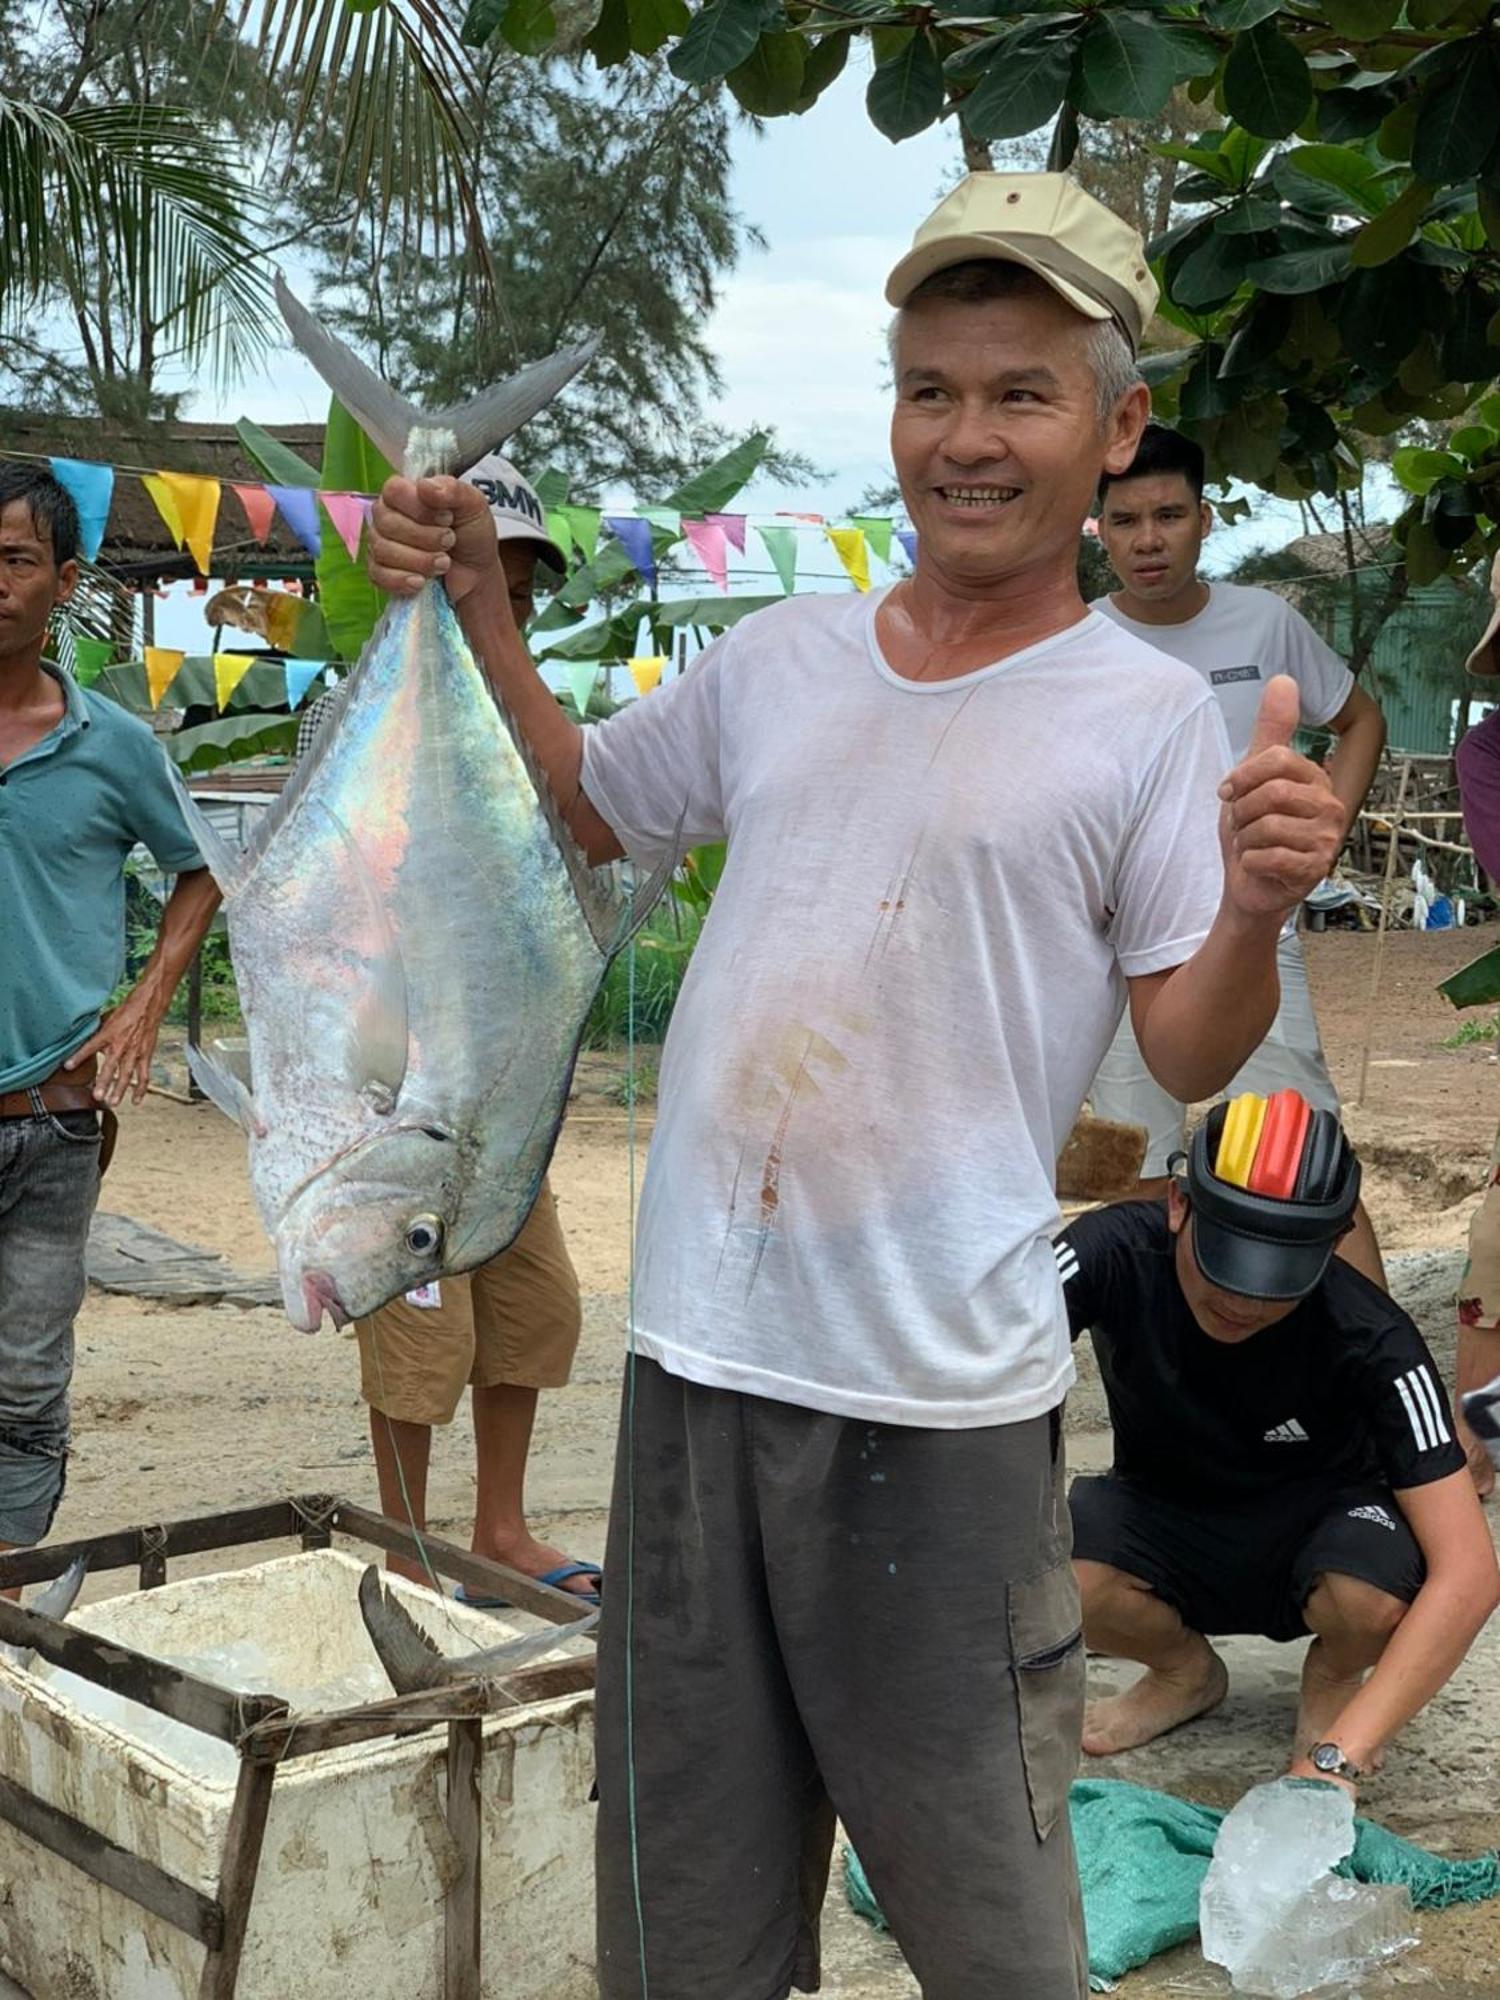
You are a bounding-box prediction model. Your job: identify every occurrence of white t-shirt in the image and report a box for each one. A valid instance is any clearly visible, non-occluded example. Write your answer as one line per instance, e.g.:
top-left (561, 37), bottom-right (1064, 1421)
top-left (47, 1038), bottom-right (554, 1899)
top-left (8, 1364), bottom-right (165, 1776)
top-left (1093, 582), bottom-right (1353, 762)
top-left (580, 588), bottom-right (1230, 1428)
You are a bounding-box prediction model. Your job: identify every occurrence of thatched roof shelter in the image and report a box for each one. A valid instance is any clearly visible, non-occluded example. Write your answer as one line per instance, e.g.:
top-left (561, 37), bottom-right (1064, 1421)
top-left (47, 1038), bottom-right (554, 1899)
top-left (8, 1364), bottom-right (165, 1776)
top-left (0, 410), bottom-right (324, 581)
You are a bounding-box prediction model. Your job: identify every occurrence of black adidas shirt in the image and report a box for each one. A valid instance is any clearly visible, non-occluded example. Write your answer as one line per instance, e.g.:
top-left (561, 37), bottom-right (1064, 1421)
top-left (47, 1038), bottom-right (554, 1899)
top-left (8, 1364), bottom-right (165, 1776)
top-left (1056, 1201), bottom-right (1465, 1506)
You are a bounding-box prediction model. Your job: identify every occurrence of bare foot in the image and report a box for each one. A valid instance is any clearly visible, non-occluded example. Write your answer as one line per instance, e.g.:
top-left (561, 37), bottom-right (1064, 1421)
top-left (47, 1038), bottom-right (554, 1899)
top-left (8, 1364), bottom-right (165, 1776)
top-left (473, 1530), bottom-right (601, 1599)
top-left (1082, 1644), bottom-right (1228, 1755)
top-left (1294, 1642), bottom-right (1384, 1769)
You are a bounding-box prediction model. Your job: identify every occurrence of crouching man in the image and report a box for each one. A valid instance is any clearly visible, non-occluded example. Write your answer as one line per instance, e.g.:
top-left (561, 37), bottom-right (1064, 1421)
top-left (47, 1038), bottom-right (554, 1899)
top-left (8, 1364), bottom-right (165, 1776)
top-left (1056, 1091), bottom-right (1499, 1796)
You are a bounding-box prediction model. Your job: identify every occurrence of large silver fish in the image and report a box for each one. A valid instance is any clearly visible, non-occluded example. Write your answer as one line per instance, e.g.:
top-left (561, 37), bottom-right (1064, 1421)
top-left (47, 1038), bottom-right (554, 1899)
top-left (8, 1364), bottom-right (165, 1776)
top-left (182, 280), bottom-right (667, 1331)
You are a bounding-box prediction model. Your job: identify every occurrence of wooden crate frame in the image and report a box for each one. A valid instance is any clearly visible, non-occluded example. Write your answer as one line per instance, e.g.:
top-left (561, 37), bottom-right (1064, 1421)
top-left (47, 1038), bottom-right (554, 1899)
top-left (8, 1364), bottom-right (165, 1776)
top-left (0, 1496), bottom-right (596, 2000)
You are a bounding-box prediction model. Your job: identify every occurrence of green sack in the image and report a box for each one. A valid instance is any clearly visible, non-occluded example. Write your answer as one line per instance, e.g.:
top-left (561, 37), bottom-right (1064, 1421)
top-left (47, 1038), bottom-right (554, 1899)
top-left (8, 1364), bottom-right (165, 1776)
top-left (845, 1778), bottom-right (1500, 1991)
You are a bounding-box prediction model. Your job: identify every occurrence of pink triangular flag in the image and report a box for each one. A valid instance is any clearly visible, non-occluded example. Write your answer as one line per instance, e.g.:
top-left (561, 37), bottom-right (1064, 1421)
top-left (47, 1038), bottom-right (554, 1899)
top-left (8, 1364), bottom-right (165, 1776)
top-left (232, 484), bottom-right (277, 543)
top-left (683, 519), bottom-right (730, 593)
top-left (707, 513), bottom-right (746, 553)
top-left (321, 491), bottom-right (367, 562)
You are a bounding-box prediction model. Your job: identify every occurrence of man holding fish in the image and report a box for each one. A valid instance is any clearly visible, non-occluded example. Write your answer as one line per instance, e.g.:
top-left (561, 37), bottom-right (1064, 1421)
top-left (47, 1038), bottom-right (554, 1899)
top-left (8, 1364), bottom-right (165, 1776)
top-left (363, 172), bottom-right (1347, 1999)
top-left (0, 462), bottom-right (217, 1573)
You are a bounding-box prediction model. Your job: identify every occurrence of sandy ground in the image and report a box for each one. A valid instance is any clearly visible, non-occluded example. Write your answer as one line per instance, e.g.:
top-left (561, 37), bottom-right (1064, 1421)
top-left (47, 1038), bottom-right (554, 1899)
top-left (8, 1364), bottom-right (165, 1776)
top-left (24, 927), bottom-right (1500, 1997)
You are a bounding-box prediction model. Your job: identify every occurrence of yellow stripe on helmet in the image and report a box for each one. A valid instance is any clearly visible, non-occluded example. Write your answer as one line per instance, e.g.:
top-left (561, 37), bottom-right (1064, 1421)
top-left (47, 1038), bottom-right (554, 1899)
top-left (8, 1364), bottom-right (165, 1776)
top-left (1216, 1093), bottom-right (1267, 1189)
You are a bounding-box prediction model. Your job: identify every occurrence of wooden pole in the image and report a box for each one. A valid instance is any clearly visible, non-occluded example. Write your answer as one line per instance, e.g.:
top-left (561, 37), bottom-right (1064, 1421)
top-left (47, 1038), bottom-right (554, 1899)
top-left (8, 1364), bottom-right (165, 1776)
top-left (1357, 757), bottom-right (1413, 1109)
top-left (198, 1759), bottom-right (276, 2000)
top-left (444, 1718), bottom-right (484, 2000)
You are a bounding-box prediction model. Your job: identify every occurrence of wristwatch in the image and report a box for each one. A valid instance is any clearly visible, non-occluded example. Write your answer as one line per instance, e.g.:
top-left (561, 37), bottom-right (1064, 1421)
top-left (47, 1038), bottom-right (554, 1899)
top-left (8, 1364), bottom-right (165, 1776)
top-left (1309, 1742), bottom-right (1363, 1781)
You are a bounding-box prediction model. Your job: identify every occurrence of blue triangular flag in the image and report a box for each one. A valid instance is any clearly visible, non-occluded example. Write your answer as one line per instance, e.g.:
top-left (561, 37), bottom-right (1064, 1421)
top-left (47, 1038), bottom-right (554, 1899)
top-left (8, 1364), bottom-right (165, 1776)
top-left (604, 515), bottom-right (656, 586)
top-left (284, 658), bottom-right (324, 710)
top-left (896, 529), bottom-right (918, 566)
top-left (267, 486), bottom-right (322, 558)
top-left (49, 457), bottom-right (114, 562)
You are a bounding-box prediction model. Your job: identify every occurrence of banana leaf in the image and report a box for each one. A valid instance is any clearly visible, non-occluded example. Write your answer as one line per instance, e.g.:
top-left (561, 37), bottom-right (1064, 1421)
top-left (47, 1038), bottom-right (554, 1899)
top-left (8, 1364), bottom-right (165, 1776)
top-left (163, 712), bottom-right (299, 773)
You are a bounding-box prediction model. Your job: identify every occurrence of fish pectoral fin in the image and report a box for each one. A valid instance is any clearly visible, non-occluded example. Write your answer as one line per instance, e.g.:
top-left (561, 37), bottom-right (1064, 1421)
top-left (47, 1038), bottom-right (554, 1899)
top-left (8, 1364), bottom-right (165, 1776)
top-left (463, 1608), bottom-right (600, 1681)
top-left (348, 934), bottom-right (410, 1105)
top-left (186, 1042), bottom-right (267, 1138)
top-left (358, 1565), bottom-right (452, 1696)
top-left (32, 1557), bottom-right (88, 1626)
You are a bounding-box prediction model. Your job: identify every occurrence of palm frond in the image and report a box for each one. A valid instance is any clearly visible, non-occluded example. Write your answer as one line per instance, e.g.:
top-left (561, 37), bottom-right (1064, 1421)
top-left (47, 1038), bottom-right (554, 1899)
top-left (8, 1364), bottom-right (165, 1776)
top-left (229, 0), bottom-right (494, 309)
top-left (0, 97), bottom-right (276, 384)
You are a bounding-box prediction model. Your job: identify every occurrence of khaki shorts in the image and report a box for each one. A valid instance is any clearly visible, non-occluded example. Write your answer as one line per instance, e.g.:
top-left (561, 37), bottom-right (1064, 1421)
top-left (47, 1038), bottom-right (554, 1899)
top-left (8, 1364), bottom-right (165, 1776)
top-left (1460, 1124), bottom-right (1500, 1331)
top-left (355, 1181), bottom-right (581, 1424)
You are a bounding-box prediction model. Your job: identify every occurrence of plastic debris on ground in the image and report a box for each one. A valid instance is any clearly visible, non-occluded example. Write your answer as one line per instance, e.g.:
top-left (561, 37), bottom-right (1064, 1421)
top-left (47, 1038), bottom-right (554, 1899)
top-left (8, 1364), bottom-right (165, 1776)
top-left (1200, 1780), bottom-right (1417, 1996)
top-left (844, 1777), bottom-right (1498, 1992)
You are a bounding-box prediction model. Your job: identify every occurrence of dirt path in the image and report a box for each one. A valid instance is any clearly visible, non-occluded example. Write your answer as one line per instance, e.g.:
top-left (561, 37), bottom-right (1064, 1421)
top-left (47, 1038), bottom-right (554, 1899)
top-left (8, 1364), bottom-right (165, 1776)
top-left (40, 929), bottom-right (1500, 1995)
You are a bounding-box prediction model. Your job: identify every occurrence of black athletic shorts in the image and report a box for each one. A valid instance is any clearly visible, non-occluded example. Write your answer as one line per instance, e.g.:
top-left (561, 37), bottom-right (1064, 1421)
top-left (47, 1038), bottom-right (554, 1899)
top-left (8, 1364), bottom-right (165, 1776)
top-left (1068, 1473), bottom-right (1427, 1644)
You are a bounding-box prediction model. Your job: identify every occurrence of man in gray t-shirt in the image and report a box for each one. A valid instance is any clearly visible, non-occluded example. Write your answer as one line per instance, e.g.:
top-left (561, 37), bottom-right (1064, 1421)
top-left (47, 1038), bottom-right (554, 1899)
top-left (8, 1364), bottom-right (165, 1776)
top-left (1089, 422), bottom-right (1388, 1287)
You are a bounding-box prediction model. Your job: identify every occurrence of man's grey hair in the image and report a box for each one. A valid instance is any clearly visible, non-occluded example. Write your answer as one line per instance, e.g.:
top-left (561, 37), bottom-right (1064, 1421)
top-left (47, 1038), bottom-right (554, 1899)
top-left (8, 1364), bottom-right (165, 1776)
top-left (888, 261), bottom-right (1142, 426)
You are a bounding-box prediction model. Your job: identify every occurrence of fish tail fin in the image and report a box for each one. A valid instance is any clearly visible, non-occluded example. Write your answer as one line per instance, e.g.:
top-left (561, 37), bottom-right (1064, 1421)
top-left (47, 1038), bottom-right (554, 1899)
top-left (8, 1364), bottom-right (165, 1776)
top-left (468, 1608), bottom-right (600, 1680)
top-left (613, 827), bottom-right (683, 956)
top-left (358, 1564), bottom-right (450, 1696)
top-left (274, 274), bottom-right (599, 474)
top-left (33, 1556), bottom-right (88, 1625)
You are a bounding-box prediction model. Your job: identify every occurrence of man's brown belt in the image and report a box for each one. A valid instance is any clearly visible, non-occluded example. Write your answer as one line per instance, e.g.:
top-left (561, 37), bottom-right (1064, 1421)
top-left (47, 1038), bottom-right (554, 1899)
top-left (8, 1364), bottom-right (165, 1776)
top-left (0, 1056), bottom-right (99, 1122)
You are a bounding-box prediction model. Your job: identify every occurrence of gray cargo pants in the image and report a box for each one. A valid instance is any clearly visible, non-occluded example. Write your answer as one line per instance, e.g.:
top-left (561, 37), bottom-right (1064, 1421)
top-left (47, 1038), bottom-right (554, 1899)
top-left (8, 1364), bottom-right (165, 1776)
top-left (596, 1358), bottom-right (1088, 2000)
top-left (0, 1108), bottom-right (102, 1545)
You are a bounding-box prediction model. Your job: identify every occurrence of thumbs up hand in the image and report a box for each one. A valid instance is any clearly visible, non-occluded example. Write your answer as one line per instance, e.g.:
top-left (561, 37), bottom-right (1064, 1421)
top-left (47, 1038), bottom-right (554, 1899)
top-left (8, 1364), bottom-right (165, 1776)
top-left (1218, 674), bottom-right (1345, 919)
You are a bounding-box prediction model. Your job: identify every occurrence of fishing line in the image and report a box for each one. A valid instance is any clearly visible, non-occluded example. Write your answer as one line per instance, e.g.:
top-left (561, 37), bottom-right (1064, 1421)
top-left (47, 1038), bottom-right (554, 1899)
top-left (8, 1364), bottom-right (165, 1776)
top-left (624, 930), bottom-right (651, 1999)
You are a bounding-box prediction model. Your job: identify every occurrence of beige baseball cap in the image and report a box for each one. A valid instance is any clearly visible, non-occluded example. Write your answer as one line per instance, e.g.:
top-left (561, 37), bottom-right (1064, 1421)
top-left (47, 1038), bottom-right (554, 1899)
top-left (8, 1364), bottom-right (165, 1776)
top-left (1466, 551), bottom-right (1500, 676)
top-left (463, 452), bottom-right (567, 575)
top-left (885, 172), bottom-right (1159, 353)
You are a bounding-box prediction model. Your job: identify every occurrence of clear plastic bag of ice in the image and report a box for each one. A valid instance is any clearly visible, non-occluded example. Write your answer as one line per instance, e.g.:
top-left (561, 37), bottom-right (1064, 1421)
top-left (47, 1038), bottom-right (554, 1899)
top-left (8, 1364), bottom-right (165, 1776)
top-left (1199, 1779), bottom-right (1417, 1997)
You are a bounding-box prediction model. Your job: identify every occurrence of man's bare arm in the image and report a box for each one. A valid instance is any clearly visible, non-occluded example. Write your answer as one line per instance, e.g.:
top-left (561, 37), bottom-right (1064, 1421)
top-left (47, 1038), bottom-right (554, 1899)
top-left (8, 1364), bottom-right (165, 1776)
top-left (369, 473), bottom-right (622, 865)
top-left (1323, 682), bottom-right (1385, 838)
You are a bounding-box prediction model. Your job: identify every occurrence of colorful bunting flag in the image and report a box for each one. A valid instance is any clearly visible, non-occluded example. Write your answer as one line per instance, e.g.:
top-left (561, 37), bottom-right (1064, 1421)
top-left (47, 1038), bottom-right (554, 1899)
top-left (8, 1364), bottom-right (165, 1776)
top-left (604, 516), bottom-right (656, 586)
top-left (213, 652), bottom-right (256, 712)
top-left (155, 471), bottom-right (221, 575)
top-left (284, 658), bottom-right (325, 710)
top-left (640, 507), bottom-right (681, 536)
top-left (545, 510), bottom-right (575, 564)
top-left (826, 527), bottom-right (870, 594)
top-left (49, 458), bottom-right (114, 562)
top-left (71, 636), bottom-right (113, 687)
top-left (896, 529), bottom-right (918, 566)
top-left (561, 506), bottom-right (601, 562)
top-left (564, 662), bottom-right (600, 719)
top-left (321, 492), bottom-right (367, 562)
top-left (758, 525), bottom-right (797, 596)
top-left (683, 519), bottom-right (730, 593)
top-left (141, 474), bottom-right (184, 549)
top-left (232, 483), bottom-right (278, 544)
top-left (268, 486), bottom-right (322, 559)
top-left (707, 513), bottom-right (746, 553)
top-left (628, 655), bottom-right (666, 697)
top-left (144, 647), bottom-right (185, 709)
top-left (852, 516), bottom-right (894, 566)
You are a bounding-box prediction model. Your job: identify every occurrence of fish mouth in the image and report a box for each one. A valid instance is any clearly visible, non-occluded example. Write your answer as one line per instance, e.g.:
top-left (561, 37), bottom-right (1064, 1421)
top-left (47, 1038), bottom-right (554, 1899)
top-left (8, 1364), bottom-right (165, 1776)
top-left (298, 1270), bottom-right (350, 1332)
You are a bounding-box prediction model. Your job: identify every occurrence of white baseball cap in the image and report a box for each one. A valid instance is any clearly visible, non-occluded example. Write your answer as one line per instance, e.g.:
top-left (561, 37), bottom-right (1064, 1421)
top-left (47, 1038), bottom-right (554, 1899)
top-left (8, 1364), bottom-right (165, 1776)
top-left (886, 171), bottom-right (1159, 353)
top-left (462, 452), bottom-right (568, 576)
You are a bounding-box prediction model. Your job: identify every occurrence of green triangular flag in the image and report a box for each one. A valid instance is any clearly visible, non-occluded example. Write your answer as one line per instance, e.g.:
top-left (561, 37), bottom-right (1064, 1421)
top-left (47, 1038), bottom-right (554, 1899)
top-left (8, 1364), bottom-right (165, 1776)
top-left (545, 510), bottom-right (575, 562)
top-left (759, 525), bottom-right (797, 595)
top-left (852, 516), bottom-right (894, 565)
top-left (562, 506), bottom-right (601, 562)
top-left (72, 636), bottom-right (113, 687)
top-left (564, 662), bottom-right (600, 719)
top-left (641, 507), bottom-right (681, 537)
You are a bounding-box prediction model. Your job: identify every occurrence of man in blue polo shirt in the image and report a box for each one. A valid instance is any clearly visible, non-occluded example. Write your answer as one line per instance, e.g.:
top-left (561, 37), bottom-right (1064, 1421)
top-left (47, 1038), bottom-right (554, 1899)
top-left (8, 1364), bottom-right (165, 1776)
top-left (0, 462), bottom-right (218, 1560)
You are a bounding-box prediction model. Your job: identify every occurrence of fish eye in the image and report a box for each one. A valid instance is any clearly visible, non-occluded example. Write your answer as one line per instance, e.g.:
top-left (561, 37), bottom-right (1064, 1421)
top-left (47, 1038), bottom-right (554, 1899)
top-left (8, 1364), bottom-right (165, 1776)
top-left (405, 1216), bottom-right (444, 1258)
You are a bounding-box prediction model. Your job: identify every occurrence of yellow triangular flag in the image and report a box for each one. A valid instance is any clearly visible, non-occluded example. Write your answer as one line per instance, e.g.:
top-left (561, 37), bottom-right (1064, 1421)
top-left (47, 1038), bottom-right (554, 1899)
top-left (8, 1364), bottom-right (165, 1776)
top-left (141, 473), bottom-right (184, 549)
top-left (213, 652), bottom-right (255, 712)
top-left (826, 526), bottom-right (870, 593)
top-left (628, 655), bottom-right (666, 696)
top-left (144, 646), bottom-right (185, 709)
top-left (157, 471), bottom-right (221, 575)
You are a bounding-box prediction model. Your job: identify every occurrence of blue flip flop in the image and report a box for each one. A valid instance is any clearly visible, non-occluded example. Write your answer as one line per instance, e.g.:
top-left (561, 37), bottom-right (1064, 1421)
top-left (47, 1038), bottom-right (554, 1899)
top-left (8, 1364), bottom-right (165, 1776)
top-left (455, 1560), bottom-right (603, 1612)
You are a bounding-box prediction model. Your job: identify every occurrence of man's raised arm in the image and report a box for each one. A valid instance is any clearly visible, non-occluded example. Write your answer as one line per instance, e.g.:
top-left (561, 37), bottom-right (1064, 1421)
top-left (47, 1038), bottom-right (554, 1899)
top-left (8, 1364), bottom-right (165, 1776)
top-left (369, 473), bottom-right (622, 866)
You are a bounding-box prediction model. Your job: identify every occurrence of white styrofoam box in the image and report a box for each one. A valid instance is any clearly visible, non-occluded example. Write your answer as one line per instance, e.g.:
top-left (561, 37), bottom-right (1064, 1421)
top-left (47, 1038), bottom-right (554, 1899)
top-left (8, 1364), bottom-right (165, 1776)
top-left (0, 1549), bottom-right (595, 2000)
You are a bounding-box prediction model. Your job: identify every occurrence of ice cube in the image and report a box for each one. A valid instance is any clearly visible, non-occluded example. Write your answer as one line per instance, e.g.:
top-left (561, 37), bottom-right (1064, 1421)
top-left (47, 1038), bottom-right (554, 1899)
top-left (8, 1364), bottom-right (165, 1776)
top-left (1200, 1780), bottom-right (1416, 1997)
